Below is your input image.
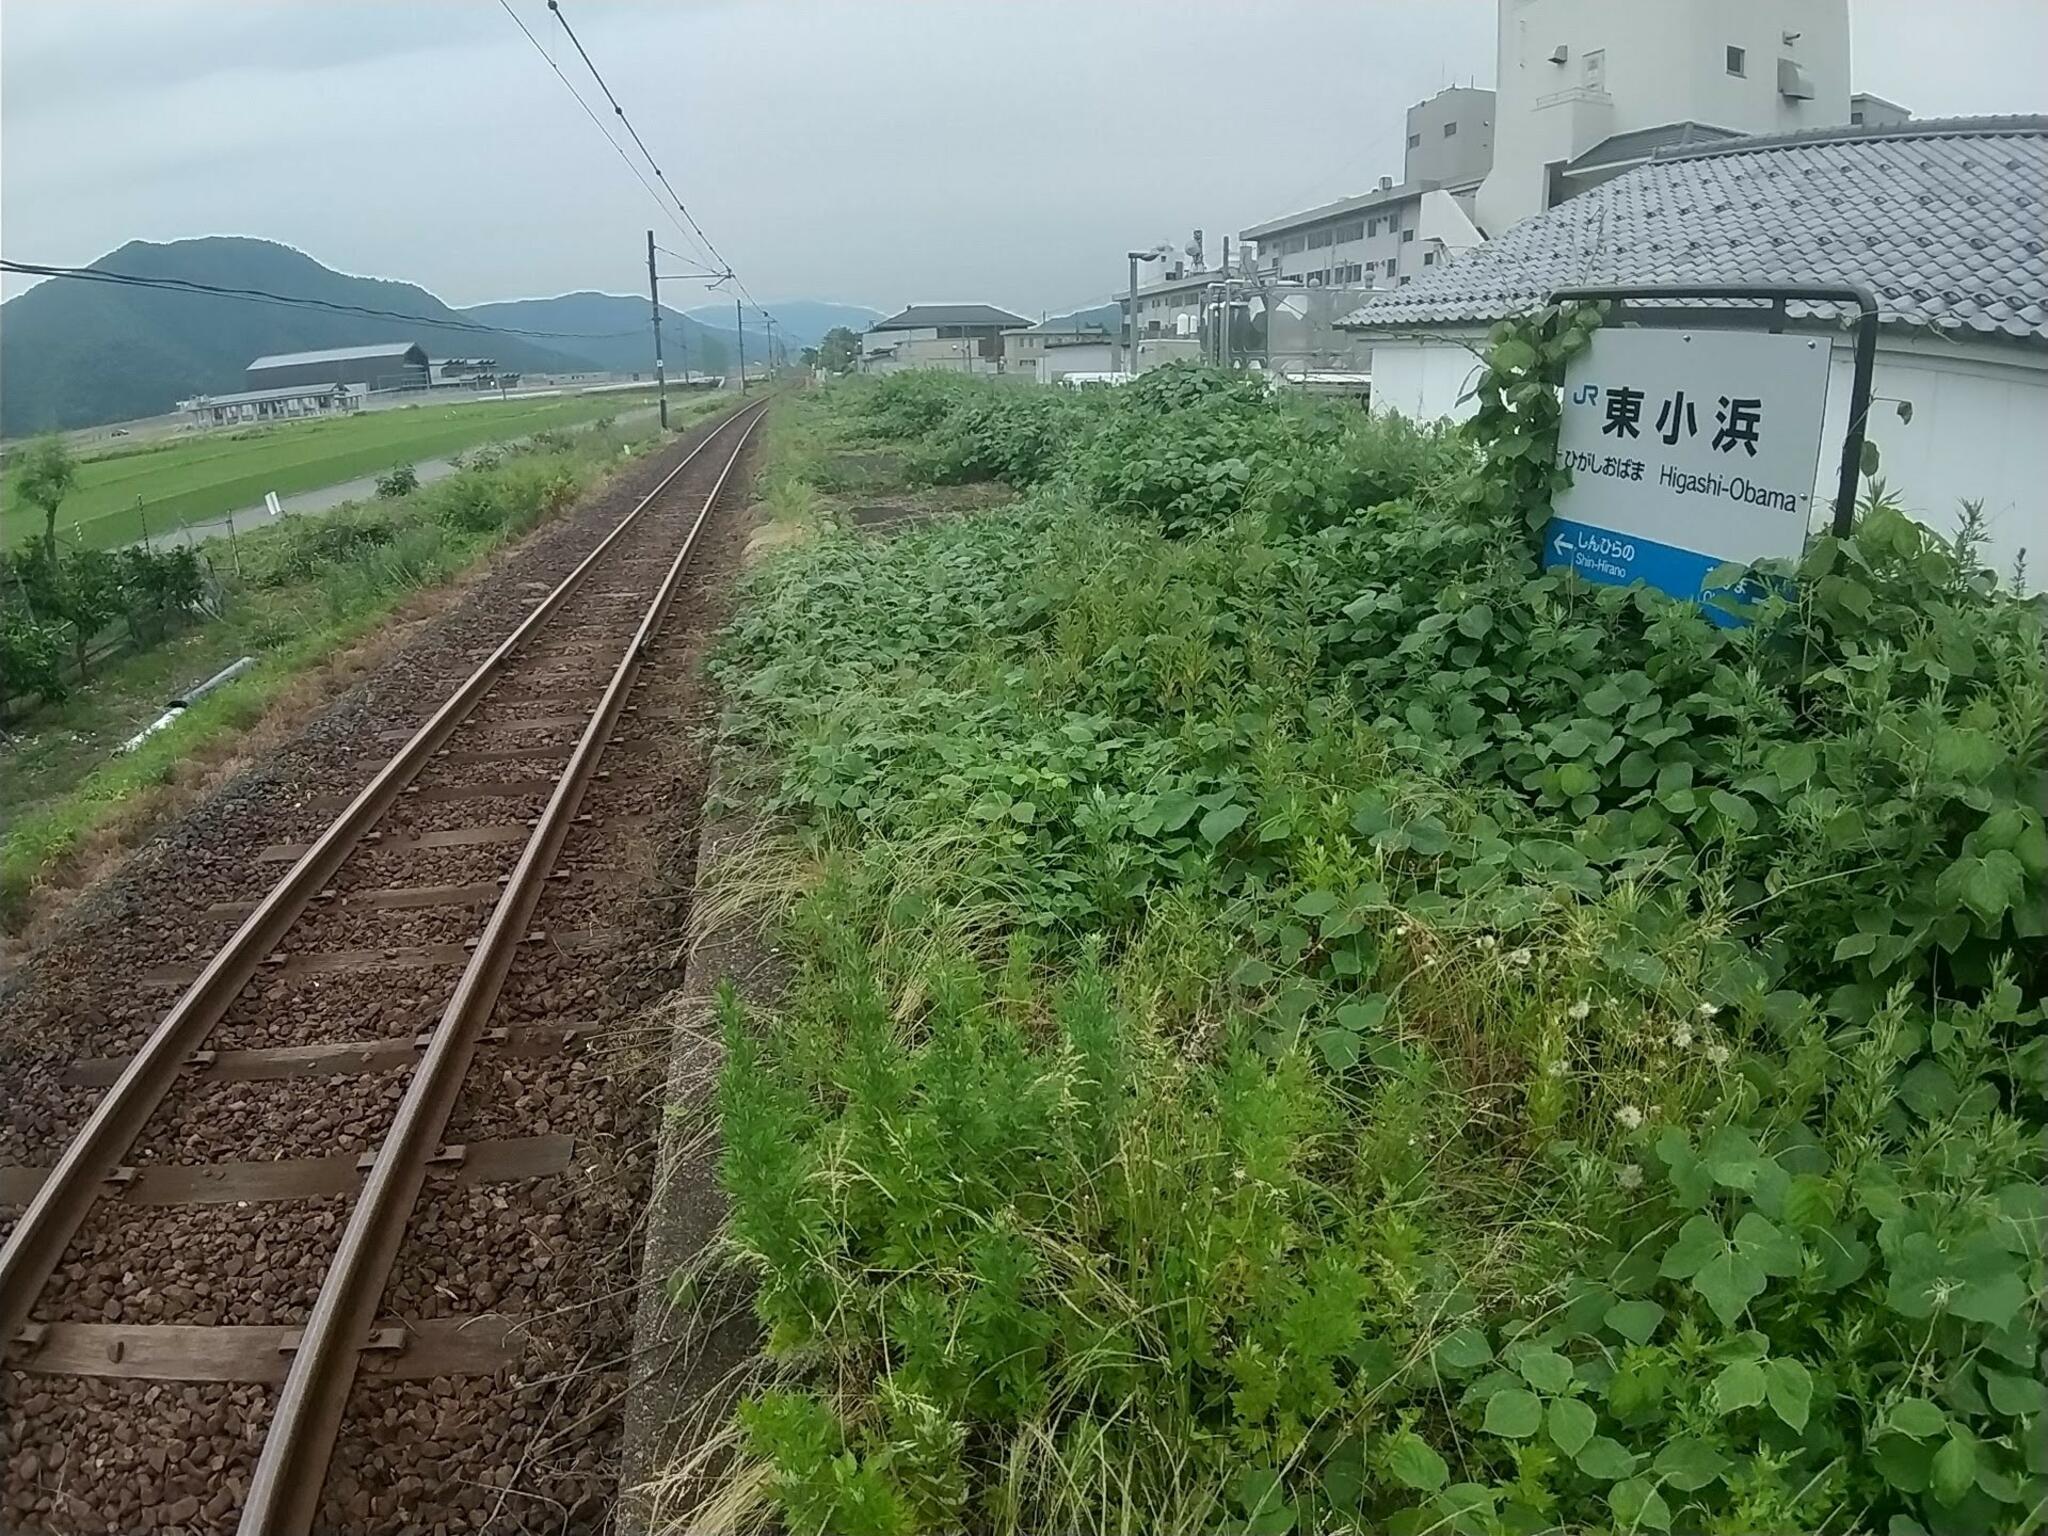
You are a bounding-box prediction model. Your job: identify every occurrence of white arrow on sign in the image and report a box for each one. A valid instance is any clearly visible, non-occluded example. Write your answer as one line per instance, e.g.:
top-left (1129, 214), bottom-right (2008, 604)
top-left (1551, 533), bottom-right (1574, 558)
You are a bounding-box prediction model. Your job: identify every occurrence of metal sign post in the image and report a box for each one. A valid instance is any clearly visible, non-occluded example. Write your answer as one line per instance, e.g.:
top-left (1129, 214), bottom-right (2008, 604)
top-left (1542, 284), bottom-right (1879, 617)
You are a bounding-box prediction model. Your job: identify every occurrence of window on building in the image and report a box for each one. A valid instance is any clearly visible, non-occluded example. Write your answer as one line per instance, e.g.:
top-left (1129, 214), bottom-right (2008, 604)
top-left (1726, 44), bottom-right (1746, 76)
top-left (1423, 250), bottom-right (1437, 265)
top-left (1309, 228), bottom-right (1333, 248)
top-left (1398, 275), bottom-right (1411, 286)
top-left (1443, 121), bottom-right (1458, 137)
top-left (1384, 258), bottom-right (1397, 275)
top-left (1335, 220), bottom-right (1364, 243)
top-left (1401, 229), bottom-right (1415, 243)
top-left (1407, 132), bottom-right (1421, 148)
top-left (1584, 49), bottom-right (1605, 90)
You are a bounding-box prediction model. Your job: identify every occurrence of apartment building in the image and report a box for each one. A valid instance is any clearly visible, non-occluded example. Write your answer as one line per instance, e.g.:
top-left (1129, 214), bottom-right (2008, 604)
top-left (1237, 87), bottom-right (1493, 297)
top-left (1475, 0), bottom-right (1852, 233)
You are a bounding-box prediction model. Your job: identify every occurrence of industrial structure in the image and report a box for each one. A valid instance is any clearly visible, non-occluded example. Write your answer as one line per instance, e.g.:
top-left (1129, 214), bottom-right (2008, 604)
top-left (861, 304), bottom-right (1031, 375)
top-left (1474, 0), bottom-right (1851, 232)
top-left (1105, 0), bottom-right (1890, 389)
top-left (244, 342), bottom-right (431, 395)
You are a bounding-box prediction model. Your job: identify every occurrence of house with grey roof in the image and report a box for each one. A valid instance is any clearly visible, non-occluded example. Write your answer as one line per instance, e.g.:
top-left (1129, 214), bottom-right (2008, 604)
top-left (1339, 117), bottom-right (2047, 574)
top-left (861, 304), bottom-right (1032, 376)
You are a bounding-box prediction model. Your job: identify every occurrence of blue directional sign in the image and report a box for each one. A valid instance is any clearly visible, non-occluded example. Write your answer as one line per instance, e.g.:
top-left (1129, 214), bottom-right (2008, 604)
top-left (1545, 328), bottom-right (1832, 621)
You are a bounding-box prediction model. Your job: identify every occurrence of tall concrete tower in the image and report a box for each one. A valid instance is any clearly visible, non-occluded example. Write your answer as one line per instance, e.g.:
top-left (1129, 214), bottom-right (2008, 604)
top-left (1475, 0), bottom-right (1851, 235)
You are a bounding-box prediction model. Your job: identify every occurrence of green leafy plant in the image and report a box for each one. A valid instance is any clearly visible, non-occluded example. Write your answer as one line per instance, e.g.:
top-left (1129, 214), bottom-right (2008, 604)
top-left (697, 362), bottom-right (2046, 1536)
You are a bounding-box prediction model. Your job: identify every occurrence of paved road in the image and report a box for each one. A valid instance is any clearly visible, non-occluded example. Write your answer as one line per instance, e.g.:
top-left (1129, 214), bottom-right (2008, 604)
top-left (132, 406), bottom-right (659, 553)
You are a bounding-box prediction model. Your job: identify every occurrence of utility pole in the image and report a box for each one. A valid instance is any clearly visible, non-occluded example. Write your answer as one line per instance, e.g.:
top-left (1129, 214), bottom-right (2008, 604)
top-left (646, 230), bottom-right (669, 431)
top-left (1219, 235), bottom-right (1232, 369)
top-left (735, 296), bottom-right (747, 393)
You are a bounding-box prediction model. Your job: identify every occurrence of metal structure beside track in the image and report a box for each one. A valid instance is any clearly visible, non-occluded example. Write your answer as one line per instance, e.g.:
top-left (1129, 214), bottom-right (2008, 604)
top-left (0, 395), bottom-right (770, 1532)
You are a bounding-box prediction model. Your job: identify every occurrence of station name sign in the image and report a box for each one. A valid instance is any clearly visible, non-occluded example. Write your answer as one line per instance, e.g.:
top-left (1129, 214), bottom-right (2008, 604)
top-left (1544, 327), bottom-right (1832, 616)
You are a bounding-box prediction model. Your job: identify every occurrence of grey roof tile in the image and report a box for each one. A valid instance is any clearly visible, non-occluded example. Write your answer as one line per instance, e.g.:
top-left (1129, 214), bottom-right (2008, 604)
top-left (1339, 118), bottom-right (2048, 345)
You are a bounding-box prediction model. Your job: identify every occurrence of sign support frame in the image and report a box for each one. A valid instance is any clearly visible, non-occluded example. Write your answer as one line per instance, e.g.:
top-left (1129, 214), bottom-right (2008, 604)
top-left (1547, 282), bottom-right (1879, 538)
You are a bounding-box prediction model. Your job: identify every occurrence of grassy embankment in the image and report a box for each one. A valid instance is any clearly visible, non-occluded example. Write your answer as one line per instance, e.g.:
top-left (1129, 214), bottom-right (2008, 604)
top-left (0, 387), bottom-right (670, 552)
top-left (0, 394), bottom-right (731, 932)
top-left (682, 358), bottom-right (2045, 1535)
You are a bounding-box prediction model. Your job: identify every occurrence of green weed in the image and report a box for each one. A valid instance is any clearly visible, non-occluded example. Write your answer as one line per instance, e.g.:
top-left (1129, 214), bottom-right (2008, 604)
top-left (695, 357), bottom-right (2046, 1535)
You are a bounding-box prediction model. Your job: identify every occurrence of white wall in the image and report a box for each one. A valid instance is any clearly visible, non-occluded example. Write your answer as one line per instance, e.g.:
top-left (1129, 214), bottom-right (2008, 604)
top-left (1369, 327), bottom-right (2048, 583)
top-left (1477, 0), bottom-right (1850, 233)
top-left (1039, 342), bottom-right (1117, 383)
top-left (1824, 338), bottom-right (2048, 582)
top-left (1366, 332), bottom-right (1488, 422)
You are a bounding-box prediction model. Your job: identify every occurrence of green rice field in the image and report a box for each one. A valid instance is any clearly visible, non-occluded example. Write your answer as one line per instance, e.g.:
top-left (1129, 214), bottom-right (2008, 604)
top-left (1, 389), bottom-right (664, 552)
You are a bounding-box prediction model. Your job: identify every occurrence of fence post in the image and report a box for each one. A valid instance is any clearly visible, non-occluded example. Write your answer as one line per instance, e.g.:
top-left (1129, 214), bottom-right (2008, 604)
top-left (137, 496), bottom-right (150, 552)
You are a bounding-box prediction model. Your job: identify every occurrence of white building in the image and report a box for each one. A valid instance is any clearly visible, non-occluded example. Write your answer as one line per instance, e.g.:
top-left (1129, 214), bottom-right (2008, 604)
top-left (861, 304), bottom-right (1031, 376)
top-left (1340, 117), bottom-right (2048, 580)
top-left (1476, 0), bottom-right (1852, 234)
top-left (1002, 319), bottom-right (1120, 384)
top-left (179, 381), bottom-right (364, 428)
top-left (1240, 88), bottom-right (1496, 297)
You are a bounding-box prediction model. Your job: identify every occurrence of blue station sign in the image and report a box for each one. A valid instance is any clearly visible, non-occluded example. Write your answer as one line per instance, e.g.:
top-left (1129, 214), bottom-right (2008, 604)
top-left (1546, 327), bottom-right (1833, 618)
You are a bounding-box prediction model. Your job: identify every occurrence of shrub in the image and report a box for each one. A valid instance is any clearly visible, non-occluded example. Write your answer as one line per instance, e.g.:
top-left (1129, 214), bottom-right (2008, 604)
top-left (375, 464), bottom-right (420, 499)
top-left (706, 353), bottom-right (2046, 1535)
top-left (0, 607), bottom-right (69, 705)
top-left (250, 508), bottom-right (399, 588)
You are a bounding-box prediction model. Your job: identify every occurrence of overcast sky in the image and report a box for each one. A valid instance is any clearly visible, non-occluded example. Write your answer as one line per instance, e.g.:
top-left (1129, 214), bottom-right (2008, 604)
top-left (4, 1), bottom-right (2044, 316)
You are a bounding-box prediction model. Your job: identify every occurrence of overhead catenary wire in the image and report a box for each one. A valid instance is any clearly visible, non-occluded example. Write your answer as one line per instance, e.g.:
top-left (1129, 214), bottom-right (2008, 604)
top-left (492, 0), bottom-right (709, 261)
top-left (537, 0), bottom-right (785, 350)
top-left (0, 259), bottom-right (647, 342)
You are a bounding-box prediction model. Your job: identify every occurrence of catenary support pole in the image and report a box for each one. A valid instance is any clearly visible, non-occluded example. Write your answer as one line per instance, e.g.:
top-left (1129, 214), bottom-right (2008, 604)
top-left (735, 296), bottom-right (746, 393)
top-left (646, 230), bottom-right (668, 431)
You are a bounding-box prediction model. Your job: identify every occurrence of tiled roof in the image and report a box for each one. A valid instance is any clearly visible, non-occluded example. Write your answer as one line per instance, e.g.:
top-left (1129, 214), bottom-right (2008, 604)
top-left (870, 304), bottom-right (1031, 332)
top-left (1338, 118), bottom-right (2048, 345)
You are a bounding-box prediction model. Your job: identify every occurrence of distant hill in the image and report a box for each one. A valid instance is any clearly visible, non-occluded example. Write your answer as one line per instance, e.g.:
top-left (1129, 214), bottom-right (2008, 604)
top-left (0, 238), bottom-right (590, 436)
top-left (1047, 302), bottom-right (1123, 334)
top-left (461, 292), bottom-right (747, 380)
top-left (683, 299), bottom-right (880, 351)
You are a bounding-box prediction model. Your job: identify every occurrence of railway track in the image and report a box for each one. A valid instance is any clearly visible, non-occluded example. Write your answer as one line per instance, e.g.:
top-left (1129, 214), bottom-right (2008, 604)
top-left (1, 395), bottom-right (770, 1533)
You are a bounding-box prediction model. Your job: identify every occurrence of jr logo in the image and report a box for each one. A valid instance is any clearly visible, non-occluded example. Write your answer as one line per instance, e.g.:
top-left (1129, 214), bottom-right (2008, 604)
top-left (1570, 382), bottom-right (1600, 405)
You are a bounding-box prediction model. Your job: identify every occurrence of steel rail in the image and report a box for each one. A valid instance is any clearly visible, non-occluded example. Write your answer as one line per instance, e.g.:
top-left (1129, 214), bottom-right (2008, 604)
top-left (238, 402), bottom-right (767, 1534)
top-left (0, 398), bottom-right (763, 1354)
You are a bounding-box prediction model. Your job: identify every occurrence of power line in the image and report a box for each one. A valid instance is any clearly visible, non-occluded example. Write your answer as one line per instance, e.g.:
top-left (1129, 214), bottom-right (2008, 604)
top-left (492, 0), bottom-right (707, 259)
top-left (545, 0), bottom-right (730, 278)
top-left (0, 259), bottom-right (648, 342)
top-left (540, 0), bottom-right (784, 348)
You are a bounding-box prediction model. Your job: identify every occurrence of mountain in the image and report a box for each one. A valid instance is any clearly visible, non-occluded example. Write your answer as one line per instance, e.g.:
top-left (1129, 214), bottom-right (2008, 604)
top-left (460, 292), bottom-right (747, 379)
top-left (0, 237), bottom-right (591, 436)
top-left (1047, 302), bottom-right (1123, 334)
top-left (683, 299), bottom-right (881, 351)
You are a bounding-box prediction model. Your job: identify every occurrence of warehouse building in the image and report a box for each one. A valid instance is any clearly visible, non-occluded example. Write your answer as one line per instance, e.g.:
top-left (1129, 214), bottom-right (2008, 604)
top-left (244, 342), bottom-right (430, 394)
